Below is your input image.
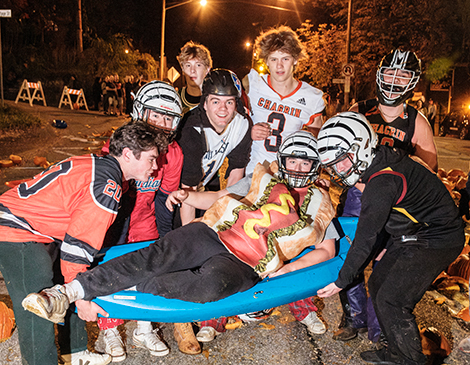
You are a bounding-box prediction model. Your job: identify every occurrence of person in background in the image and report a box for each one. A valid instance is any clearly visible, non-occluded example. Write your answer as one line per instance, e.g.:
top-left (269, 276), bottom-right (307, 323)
top-left (92, 76), bottom-right (102, 111)
top-left (427, 98), bottom-right (437, 136)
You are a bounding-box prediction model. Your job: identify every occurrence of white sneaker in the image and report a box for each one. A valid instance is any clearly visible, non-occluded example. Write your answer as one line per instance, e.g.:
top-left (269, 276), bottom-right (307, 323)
top-left (61, 350), bottom-right (111, 365)
top-left (132, 328), bottom-right (169, 356)
top-left (300, 311), bottom-right (327, 335)
top-left (22, 284), bottom-right (69, 324)
top-left (196, 326), bottom-right (221, 342)
top-left (238, 308), bottom-right (273, 322)
top-left (103, 328), bottom-right (126, 362)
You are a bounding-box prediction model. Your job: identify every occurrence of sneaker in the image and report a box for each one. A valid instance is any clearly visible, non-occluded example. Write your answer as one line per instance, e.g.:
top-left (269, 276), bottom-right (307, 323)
top-left (300, 311), bottom-right (327, 335)
top-left (238, 308), bottom-right (273, 322)
top-left (133, 328), bottom-right (169, 356)
top-left (360, 347), bottom-right (402, 364)
top-left (103, 328), bottom-right (126, 362)
top-left (62, 350), bottom-right (112, 365)
top-left (196, 326), bottom-right (221, 343)
top-left (22, 284), bottom-right (69, 324)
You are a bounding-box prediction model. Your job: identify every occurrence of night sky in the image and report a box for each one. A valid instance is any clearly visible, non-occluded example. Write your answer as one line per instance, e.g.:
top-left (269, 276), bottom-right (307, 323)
top-left (152, 0), bottom-right (324, 79)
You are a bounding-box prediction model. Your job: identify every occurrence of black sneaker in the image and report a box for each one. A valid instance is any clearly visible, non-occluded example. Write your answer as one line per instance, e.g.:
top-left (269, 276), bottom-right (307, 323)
top-left (360, 347), bottom-right (403, 364)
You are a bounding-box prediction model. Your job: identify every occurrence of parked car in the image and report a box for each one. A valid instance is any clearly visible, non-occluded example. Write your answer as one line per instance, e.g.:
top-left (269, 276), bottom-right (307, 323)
top-left (439, 109), bottom-right (470, 139)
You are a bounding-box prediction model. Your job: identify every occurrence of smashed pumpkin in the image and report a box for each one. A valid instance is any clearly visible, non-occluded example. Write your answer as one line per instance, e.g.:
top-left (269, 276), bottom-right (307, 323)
top-left (447, 254), bottom-right (470, 280)
top-left (0, 301), bottom-right (15, 343)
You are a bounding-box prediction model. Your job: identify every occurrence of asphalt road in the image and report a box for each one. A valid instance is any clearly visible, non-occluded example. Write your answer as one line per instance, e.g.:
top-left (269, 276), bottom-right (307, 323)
top-left (1, 101), bottom-right (470, 364)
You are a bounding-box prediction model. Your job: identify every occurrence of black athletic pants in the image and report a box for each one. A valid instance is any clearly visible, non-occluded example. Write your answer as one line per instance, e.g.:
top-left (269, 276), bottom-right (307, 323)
top-left (0, 241), bottom-right (87, 365)
top-left (368, 241), bottom-right (462, 365)
top-left (77, 222), bottom-right (260, 303)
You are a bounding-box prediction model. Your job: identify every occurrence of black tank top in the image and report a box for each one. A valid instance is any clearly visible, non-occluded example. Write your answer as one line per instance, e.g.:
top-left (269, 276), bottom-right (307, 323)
top-left (358, 99), bottom-right (416, 155)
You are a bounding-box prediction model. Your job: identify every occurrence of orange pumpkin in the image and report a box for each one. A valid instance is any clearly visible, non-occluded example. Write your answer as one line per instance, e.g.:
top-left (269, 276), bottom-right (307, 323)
top-left (420, 327), bottom-right (451, 357)
top-left (447, 254), bottom-right (470, 280)
top-left (0, 301), bottom-right (15, 342)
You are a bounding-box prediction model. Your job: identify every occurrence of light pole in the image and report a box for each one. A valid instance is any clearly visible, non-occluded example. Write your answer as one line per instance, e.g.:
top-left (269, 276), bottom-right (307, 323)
top-left (160, 0), bottom-right (206, 81)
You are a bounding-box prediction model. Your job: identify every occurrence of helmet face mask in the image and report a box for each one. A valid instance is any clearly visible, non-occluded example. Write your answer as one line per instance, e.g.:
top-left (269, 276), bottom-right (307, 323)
top-left (131, 81), bottom-right (183, 133)
top-left (277, 130), bottom-right (320, 188)
top-left (376, 50), bottom-right (421, 107)
top-left (317, 112), bottom-right (377, 188)
top-left (322, 145), bottom-right (366, 188)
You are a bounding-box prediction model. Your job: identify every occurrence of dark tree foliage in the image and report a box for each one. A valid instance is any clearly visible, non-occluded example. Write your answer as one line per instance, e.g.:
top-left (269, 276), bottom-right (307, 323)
top-left (298, 0), bottom-right (469, 101)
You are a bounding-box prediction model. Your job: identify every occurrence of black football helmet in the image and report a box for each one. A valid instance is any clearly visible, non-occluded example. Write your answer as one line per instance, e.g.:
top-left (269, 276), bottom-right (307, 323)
top-left (376, 50), bottom-right (421, 107)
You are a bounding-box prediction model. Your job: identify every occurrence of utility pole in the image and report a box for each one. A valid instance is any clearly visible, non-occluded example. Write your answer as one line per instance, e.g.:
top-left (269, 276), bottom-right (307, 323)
top-left (77, 0), bottom-right (83, 54)
top-left (344, 0), bottom-right (352, 108)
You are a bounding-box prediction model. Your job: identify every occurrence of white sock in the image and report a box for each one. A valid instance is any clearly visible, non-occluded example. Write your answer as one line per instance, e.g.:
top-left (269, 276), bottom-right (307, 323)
top-left (136, 321), bottom-right (153, 334)
top-left (64, 280), bottom-right (85, 302)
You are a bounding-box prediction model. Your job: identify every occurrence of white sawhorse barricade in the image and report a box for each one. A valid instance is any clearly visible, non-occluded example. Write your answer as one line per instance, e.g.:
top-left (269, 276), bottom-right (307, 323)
top-left (58, 86), bottom-right (89, 111)
top-left (15, 79), bottom-right (47, 107)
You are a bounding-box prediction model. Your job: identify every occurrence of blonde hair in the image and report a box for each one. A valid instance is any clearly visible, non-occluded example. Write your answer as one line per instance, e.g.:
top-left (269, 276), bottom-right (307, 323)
top-left (177, 41), bottom-right (213, 69)
top-left (255, 25), bottom-right (306, 62)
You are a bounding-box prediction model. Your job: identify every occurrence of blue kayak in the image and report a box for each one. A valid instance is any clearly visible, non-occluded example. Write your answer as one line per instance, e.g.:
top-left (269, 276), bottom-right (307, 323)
top-left (91, 216), bottom-right (357, 323)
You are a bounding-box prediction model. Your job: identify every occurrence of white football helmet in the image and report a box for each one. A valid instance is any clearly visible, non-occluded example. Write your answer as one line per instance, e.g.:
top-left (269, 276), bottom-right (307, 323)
top-left (131, 81), bottom-right (183, 133)
top-left (376, 49), bottom-right (421, 107)
top-left (317, 112), bottom-right (377, 188)
top-left (277, 130), bottom-right (320, 188)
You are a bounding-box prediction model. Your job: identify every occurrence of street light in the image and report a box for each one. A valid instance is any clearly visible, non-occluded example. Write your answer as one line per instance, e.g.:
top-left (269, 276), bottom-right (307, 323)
top-left (160, 0), bottom-right (206, 80)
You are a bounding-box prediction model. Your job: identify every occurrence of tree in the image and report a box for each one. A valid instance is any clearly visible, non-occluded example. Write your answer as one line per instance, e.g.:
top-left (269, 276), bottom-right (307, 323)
top-left (299, 0), bottom-right (466, 101)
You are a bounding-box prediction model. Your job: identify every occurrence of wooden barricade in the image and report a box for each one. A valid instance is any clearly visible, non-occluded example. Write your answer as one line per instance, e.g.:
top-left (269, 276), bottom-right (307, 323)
top-left (58, 86), bottom-right (89, 111)
top-left (15, 79), bottom-right (47, 107)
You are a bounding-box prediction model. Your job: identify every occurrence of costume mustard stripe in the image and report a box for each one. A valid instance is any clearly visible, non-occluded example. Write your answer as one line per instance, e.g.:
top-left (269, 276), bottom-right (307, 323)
top-left (244, 193), bottom-right (295, 239)
top-left (392, 207), bottom-right (419, 223)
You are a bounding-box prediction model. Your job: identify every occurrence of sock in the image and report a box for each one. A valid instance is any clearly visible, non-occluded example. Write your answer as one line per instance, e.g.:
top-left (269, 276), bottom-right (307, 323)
top-left (136, 320), bottom-right (153, 334)
top-left (64, 280), bottom-right (85, 302)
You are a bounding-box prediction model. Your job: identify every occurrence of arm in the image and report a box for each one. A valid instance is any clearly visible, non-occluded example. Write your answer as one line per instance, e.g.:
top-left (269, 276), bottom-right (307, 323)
top-left (166, 187), bottom-right (229, 212)
top-left (155, 142), bottom-right (184, 237)
top-left (334, 174), bottom-right (402, 289)
top-left (154, 190), bottom-right (173, 238)
top-left (269, 238), bottom-right (336, 278)
top-left (305, 114), bottom-right (323, 138)
top-left (349, 103), bottom-right (359, 112)
top-left (226, 167), bottom-right (245, 187)
top-left (225, 124), bottom-right (252, 178)
top-left (412, 113), bottom-right (438, 172)
top-left (178, 184), bottom-right (198, 226)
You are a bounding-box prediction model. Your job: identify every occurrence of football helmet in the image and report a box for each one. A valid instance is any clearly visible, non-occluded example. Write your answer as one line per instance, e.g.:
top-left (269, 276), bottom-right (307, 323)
top-left (277, 130), bottom-right (320, 188)
top-left (131, 80), bottom-right (183, 133)
top-left (317, 112), bottom-right (377, 188)
top-left (376, 49), bottom-right (421, 107)
top-left (202, 68), bottom-right (242, 98)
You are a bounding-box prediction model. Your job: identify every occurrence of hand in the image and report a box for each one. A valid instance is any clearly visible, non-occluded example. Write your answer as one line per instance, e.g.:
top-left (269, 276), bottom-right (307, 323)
top-left (251, 123), bottom-right (271, 141)
top-left (75, 299), bottom-right (108, 322)
top-left (317, 282), bottom-right (341, 298)
top-left (165, 190), bottom-right (189, 211)
top-left (268, 264), bottom-right (292, 278)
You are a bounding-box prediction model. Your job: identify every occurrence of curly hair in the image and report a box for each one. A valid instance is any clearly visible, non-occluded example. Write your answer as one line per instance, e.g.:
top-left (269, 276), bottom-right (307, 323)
top-left (109, 121), bottom-right (169, 159)
top-left (177, 41), bottom-right (213, 69)
top-left (254, 25), bottom-right (306, 62)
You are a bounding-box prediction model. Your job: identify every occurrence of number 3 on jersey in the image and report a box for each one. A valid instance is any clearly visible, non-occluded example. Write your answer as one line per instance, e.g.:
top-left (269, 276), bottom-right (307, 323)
top-left (264, 112), bottom-right (286, 152)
